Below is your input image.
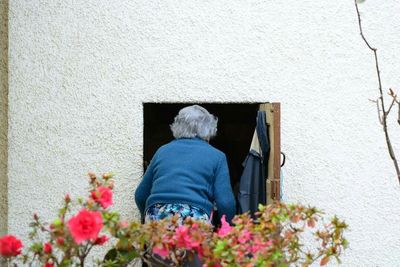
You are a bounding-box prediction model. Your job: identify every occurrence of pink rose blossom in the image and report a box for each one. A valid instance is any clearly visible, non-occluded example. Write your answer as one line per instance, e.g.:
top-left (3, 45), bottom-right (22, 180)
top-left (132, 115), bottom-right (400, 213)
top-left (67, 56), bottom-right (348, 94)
top-left (67, 209), bottom-right (103, 244)
top-left (0, 235), bottom-right (23, 257)
top-left (91, 186), bottom-right (113, 209)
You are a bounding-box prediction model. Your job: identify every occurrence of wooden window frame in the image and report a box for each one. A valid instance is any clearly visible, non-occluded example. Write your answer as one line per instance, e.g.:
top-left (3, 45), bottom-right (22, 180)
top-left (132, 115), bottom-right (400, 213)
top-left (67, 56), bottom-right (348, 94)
top-left (259, 103), bottom-right (281, 204)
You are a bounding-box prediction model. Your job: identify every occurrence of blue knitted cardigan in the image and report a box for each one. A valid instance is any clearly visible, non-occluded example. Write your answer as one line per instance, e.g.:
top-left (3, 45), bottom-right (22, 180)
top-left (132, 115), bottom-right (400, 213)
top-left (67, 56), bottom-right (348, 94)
top-left (135, 137), bottom-right (236, 222)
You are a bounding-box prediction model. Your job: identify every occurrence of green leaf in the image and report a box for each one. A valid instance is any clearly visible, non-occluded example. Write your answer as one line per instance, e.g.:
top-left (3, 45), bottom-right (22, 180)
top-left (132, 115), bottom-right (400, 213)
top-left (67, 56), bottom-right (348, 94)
top-left (120, 249), bottom-right (140, 261)
top-left (104, 248), bottom-right (139, 266)
top-left (59, 259), bottom-right (73, 267)
top-left (342, 238), bottom-right (349, 248)
top-left (104, 248), bottom-right (118, 261)
top-left (117, 238), bottom-right (130, 250)
top-left (271, 251), bottom-right (283, 260)
top-left (214, 240), bottom-right (226, 254)
top-left (58, 207), bottom-right (66, 216)
top-left (101, 259), bottom-right (120, 267)
top-left (30, 242), bottom-right (43, 253)
top-left (258, 203), bottom-right (265, 212)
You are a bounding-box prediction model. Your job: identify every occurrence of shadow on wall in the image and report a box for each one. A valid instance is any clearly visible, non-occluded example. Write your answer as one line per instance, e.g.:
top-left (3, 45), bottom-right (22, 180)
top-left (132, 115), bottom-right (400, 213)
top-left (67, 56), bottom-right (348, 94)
top-left (0, 0), bottom-right (8, 236)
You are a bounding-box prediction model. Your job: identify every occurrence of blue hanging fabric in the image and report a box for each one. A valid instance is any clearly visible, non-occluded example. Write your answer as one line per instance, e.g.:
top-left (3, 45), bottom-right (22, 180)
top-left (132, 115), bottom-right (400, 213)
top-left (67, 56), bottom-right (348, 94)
top-left (237, 111), bottom-right (270, 216)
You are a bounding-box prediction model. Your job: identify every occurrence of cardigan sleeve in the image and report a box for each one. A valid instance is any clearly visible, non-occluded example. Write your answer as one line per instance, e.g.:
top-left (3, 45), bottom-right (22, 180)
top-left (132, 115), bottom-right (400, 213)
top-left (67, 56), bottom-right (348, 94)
top-left (134, 153), bottom-right (157, 217)
top-left (213, 154), bottom-right (236, 222)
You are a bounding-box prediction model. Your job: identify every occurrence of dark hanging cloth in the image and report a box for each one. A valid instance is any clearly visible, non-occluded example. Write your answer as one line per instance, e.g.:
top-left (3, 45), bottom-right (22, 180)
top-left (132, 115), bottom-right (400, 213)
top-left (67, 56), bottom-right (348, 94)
top-left (237, 111), bottom-right (270, 216)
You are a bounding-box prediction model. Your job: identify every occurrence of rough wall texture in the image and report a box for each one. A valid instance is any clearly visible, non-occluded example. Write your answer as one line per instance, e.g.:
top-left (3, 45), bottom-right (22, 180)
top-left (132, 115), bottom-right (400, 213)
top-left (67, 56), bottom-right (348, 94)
top-left (7, 0), bottom-right (400, 265)
top-left (0, 0), bottom-right (8, 236)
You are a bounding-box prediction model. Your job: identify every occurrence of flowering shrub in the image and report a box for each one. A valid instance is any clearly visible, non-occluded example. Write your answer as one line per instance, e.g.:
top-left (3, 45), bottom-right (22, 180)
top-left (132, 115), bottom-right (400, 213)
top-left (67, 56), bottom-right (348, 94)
top-left (0, 173), bottom-right (348, 266)
top-left (125, 206), bottom-right (348, 267)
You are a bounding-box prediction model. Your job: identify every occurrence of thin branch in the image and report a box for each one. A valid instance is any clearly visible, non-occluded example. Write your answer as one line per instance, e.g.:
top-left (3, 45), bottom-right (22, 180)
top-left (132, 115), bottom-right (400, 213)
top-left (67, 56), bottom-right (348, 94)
top-left (354, 1), bottom-right (376, 51)
top-left (398, 102), bottom-right (400, 125)
top-left (386, 96), bottom-right (397, 116)
top-left (387, 88), bottom-right (399, 117)
top-left (354, 0), bottom-right (400, 184)
top-left (372, 98), bottom-right (384, 125)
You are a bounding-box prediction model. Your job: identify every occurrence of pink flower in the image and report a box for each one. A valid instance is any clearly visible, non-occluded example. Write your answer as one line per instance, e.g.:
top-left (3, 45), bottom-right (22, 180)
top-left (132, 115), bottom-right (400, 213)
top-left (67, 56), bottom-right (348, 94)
top-left (237, 249), bottom-right (246, 260)
top-left (67, 209), bottom-right (103, 244)
top-left (118, 221), bottom-right (129, 229)
top-left (91, 186), bottom-right (113, 209)
top-left (238, 230), bottom-right (251, 243)
top-left (0, 235), bottom-right (23, 257)
top-left (175, 225), bottom-right (201, 250)
top-left (194, 244), bottom-right (204, 259)
top-left (217, 215), bottom-right (232, 237)
top-left (152, 244), bottom-right (169, 258)
top-left (43, 242), bottom-right (52, 254)
top-left (94, 235), bottom-right (109, 245)
top-left (175, 226), bottom-right (190, 248)
top-left (251, 238), bottom-right (273, 254)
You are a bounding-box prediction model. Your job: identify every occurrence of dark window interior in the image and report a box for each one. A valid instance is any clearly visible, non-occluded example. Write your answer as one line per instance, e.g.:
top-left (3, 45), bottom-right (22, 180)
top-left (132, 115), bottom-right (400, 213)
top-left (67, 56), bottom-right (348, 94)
top-left (143, 103), bottom-right (260, 192)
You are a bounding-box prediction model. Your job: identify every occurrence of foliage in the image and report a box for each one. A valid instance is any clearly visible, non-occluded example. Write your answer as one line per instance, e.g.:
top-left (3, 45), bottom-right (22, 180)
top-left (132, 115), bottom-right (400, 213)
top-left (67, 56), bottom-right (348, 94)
top-left (0, 173), bottom-right (348, 266)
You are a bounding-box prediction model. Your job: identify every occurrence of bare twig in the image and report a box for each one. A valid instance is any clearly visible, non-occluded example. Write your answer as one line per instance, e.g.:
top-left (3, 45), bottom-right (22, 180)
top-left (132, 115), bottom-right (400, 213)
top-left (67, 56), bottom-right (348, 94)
top-left (370, 98), bottom-right (384, 125)
top-left (354, 0), bottom-right (400, 184)
top-left (386, 97), bottom-right (397, 116)
top-left (387, 88), bottom-right (398, 116)
top-left (397, 102), bottom-right (400, 125)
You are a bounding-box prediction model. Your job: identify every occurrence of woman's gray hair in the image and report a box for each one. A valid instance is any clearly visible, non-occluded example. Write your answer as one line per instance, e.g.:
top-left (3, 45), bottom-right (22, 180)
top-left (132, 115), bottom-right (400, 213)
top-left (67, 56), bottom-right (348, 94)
top-left (170, 105), bottom-right (218, 141)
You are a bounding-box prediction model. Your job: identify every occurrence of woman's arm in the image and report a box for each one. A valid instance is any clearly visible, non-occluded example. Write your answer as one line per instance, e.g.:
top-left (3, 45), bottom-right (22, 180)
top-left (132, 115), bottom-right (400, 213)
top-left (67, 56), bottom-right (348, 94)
top-left (213, 154), bottom-right (236, 223)
top-left (134, 156), bottom-right (156, 217)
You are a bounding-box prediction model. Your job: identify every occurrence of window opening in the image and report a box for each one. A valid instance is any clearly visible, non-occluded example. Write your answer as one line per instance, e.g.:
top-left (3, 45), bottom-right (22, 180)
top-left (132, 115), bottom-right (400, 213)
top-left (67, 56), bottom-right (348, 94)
top-left (143, 103), bottom-right (260, 197)
top-left (143, 102), bottom-right (281, 217)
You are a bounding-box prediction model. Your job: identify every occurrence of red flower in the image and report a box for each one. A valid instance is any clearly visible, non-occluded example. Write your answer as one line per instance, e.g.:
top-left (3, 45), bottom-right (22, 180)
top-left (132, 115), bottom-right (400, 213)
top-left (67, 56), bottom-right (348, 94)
top-left (0, 235), bottom-right (23, 257)
top-left (43, 242), bottom-right (52, 254)
top-left (94, 235), bottom-right (109, 245)
top-left (91, 186), bottom-right (113, 209)
top-left (44, 262), bottom-right (54, 267)
top-left (67, 209), bottom-right (103, 244)
top-left (56, 237), bottom-right (65, 246)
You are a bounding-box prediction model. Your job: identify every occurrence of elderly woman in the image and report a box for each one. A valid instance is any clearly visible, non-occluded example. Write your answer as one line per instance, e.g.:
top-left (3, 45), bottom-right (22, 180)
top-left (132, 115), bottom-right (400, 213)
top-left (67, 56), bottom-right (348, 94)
top-left (135, 105), bottom-right (236, 225)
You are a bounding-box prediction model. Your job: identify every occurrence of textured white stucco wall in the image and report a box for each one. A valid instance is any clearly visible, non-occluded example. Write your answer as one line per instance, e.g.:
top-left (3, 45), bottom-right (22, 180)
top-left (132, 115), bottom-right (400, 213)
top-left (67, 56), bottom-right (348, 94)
top-left (7, 0), bottom-right (400, 265)
top-left (0, 0), bottom-right (8, 236)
